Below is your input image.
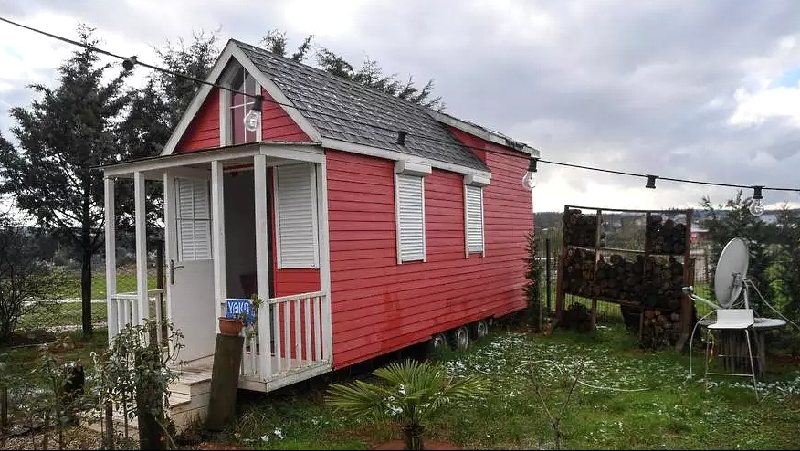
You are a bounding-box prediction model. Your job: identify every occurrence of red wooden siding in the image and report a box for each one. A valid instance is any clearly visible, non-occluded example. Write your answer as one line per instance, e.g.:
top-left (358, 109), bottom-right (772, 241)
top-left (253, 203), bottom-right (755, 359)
top-left (268, 168), bottom-right (321, 298)
top-left (175, 87), bottom-right (310, 154)
top-left (176, 89), bottom-right (220, 153)
top-left (326, 149), bottom-right (531, 369)
top-left (447, 127), bottom-right (488, 162)
top-left (261, 88), bottom-right (311, 142)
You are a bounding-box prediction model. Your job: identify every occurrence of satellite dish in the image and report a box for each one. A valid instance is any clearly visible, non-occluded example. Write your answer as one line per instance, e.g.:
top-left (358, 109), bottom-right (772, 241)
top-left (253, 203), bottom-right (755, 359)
top-left (714, 238), bottom-right (749, 308)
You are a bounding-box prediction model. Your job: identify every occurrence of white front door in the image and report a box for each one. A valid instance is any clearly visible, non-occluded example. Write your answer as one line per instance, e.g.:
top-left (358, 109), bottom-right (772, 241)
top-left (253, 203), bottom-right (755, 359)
top-left (166, 175), bottom-right (216, 363)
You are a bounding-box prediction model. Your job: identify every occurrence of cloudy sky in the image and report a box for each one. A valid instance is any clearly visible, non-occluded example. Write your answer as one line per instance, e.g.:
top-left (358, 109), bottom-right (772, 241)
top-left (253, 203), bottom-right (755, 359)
top-left (2, 0), bottom-right (800, 212)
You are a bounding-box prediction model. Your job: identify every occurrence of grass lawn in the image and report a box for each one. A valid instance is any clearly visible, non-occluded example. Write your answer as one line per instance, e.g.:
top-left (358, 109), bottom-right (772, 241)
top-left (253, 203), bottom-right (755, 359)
top-left (227, 324), bottom-right (800, 450)
top-left (61, 272), bottom-right (158, 300)
top-left (17, 301), bottom-right (109, 331)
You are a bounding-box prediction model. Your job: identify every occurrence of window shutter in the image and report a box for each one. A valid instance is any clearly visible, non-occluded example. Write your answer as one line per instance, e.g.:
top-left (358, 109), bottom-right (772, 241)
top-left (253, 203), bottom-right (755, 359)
top-left (176, 178), bottom-right (211, 261)
top-left (465, 185), bottom-right (484, 254)
top-left (276, 164), bottom-right (319, 268)
top-left (397, 174), bottom-right (425, 262)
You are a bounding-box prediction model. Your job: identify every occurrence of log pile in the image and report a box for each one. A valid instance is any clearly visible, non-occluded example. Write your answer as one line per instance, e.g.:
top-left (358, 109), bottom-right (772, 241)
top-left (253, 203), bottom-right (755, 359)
top-left (562, 247), bottom-right (596, 296)
top-left (640, 310), bottom-right (682, 349)
top-left (560, 302), bottom-right (593, 332)
top-left (646, 216), bottom-right (687, 255)
top-left (563, 209), bottom-right (604, 248)
top-left (594, 254), bottom-right (645, 301)
top-left (642, 257), bottom-right (684, 310)
top-left (564, 250), bottom-right (684, 310)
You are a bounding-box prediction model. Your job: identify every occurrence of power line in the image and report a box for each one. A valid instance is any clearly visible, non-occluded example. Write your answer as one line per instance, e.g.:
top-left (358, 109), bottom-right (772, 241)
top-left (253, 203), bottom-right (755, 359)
top-left (3, 15), bottom-right (800, 195)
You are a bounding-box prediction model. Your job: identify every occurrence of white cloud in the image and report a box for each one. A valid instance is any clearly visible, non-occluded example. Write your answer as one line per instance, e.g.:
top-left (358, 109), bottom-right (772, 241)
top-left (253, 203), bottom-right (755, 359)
top-left (729, 84), bottom-right (800, 126)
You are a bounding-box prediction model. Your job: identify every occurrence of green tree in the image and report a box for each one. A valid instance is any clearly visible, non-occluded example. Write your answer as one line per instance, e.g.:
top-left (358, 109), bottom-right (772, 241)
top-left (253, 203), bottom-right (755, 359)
top-left (769, 207), bottom-right (800, 321)
top-left (0, 26), bottom-right (130, 337)
top-left (0, 211), bottom-right (69, 342)
top-left (523, 230), bottom-right (543, 330)
top-left (260, 28), bottom-right (444, 110)
top-left (700, 191), bottom-right (775, 310)
top-left (153, 30), bottom-right (221, 129)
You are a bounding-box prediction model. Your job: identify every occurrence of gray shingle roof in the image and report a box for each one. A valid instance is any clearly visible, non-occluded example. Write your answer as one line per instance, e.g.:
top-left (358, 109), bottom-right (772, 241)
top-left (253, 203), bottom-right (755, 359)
top-left (233, 40), bottom-right (489, 172)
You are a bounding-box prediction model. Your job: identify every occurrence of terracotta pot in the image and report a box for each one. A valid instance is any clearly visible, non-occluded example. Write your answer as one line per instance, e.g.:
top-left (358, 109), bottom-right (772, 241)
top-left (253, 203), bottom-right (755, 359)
top-left (218, 317), bottom-right (244, 336)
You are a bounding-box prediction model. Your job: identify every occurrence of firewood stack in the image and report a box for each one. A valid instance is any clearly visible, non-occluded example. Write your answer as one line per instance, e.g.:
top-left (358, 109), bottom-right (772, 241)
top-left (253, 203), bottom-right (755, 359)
top-left (646, 216), bottom-right (687, 255)
top-left (560, 302), bottom-right (593, 332)
top-left (593, 254), bottom-right (645, 301)
top-left (642, 257), bottom-right (684, 310)
top-left (562, 247), bottom-right (596, 296)
top-left (640, 310), bottom-right (682, 349)
top-left (563, 209), bottom-right (603, 248)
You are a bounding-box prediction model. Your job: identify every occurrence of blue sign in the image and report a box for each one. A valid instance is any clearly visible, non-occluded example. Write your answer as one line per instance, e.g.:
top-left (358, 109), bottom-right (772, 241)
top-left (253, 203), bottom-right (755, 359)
top-left (226, 299), bottom-right (256, 324)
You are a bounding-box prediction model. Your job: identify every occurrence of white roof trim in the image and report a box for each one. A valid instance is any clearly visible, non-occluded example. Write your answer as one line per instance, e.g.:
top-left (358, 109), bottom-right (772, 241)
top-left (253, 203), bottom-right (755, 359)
top-left (161, 41), bottom-right (322, 156)
top-left (321, 137), bottom-right (491, 180)
top-left (429, 110), bottom-right (541, 158)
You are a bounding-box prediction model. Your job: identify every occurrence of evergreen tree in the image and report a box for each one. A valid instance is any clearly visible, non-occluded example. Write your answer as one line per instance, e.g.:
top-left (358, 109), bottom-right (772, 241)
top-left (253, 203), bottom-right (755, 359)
top-left (0, 26), bottom-right (131, 337)
top-left (260, 28), bottom-right (444, 110)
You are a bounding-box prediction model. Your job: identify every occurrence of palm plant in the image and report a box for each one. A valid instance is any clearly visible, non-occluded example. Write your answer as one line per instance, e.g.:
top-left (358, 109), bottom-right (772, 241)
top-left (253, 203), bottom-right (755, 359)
top-left (325, 359), bottom-right (487, 450)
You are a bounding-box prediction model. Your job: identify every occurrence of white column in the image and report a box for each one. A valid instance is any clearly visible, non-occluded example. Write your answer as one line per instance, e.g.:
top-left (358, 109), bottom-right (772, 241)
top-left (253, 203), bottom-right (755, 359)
top-left (211, 161), bottom-right (227, 333)
top-left (104, 176), bottom-right (118, 342)
top-left (254, 154), bottom-right (272, 377)
top-left (163, 172), bottom-right (176, 325)
top-left (316, 159), bottom-right (333, 361)
top-left (134, 171), bottom-right (149, 325)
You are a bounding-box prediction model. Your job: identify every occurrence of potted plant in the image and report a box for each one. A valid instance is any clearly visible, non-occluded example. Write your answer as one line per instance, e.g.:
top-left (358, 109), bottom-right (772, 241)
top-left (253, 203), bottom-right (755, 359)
top-left (218, 314), bottom-right (245, 336)
top-left (325, 360), bottom-right (487, 450)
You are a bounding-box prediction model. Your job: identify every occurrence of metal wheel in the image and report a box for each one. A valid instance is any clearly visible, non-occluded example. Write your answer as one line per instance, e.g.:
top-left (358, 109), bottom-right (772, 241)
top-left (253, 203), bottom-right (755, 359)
top-left (430, 332), bottom-right (448, 350)
top-left (476, 319), bottom-right (489, 339)
top-left (448, 326), bottom-right (470, 350)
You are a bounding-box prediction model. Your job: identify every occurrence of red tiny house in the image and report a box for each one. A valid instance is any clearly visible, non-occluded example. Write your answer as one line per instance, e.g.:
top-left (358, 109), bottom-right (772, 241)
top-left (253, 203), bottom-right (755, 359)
top-left (101, 39), bottom-right (540, 424)
top-left (326, 145), bottom-right (531, 369)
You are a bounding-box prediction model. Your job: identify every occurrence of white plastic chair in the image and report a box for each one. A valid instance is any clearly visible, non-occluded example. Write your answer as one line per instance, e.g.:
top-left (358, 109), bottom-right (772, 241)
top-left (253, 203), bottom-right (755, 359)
top-left (705, 309), bottom-right (758, 397)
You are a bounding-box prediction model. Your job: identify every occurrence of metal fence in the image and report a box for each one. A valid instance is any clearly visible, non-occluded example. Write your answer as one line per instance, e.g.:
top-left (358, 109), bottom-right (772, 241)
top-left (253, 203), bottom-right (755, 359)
top-left (15, 264), bottom-right (160, 336)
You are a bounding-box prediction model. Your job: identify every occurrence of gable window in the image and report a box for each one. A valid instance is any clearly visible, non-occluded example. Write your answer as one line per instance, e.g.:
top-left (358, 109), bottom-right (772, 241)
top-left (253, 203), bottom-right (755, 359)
top-left (465, 184), bottom-right (484, 256)
top-left (395, 174), bottom-right (426, 263)
top-left (227, 66), bottom-right (259, 145)
top-left (176, 178), bottom-right (212, 261)
top-left (275, 164), bottom-right (319, 268)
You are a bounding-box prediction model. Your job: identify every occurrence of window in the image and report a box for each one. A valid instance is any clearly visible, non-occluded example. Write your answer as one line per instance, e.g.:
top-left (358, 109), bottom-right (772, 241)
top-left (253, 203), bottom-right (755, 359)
top-left (396, 174), bottom-right (426, 263)
top-left (465, 184), bottom-right (484, 255)
top-left (228, 66), bottom-right (259, 145)
top-left (275, 164), bottom-right (319, 268)
top-left (176, 178), bottom-right (211, 261)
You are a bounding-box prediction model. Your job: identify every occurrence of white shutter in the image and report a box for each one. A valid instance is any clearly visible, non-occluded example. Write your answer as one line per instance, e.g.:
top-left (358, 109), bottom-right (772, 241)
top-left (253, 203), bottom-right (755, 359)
top-left (276, 164), bottom-right (319, 268)
top-left (465, 185), bottom-right (484, 254)
top-left (176, 178), bottom-right (212, 261)
top-left (397, 174), bottom-right (425, 262)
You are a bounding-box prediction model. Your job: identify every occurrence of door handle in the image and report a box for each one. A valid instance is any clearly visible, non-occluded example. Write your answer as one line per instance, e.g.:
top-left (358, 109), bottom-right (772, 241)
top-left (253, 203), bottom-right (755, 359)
top-left (170, 259), bottom-right (184, 285)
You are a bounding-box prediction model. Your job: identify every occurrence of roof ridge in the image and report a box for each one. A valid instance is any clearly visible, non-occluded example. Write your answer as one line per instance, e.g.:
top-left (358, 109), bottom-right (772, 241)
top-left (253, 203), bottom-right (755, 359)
top-left (230, 38), bottom-right (436, 116)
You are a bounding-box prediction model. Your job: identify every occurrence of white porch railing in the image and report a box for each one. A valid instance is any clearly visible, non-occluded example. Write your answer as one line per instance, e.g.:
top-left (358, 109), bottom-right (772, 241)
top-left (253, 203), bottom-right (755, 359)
top-left (231, 290), bottom-right (331, 381)
top-left (109, 289), bottom-right (166, 343)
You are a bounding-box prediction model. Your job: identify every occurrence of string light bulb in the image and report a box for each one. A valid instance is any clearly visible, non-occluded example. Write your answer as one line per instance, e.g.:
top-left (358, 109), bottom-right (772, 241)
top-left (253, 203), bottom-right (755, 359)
top-left (243, 95), bottom-right (264, 133)
top-left (522, 157), bottom-right (538, 191)
top-left (750, 185), bottom-right (764, 217)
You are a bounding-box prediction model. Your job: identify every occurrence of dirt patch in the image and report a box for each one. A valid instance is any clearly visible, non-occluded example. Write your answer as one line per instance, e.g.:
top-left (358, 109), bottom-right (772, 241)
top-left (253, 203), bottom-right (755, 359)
top-left (374, 439), bottom-right (460, 450)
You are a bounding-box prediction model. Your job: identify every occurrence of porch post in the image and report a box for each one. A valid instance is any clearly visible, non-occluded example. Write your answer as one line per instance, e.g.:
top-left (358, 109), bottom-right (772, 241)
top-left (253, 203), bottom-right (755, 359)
top-left (104, 176), bottom-right (118, 342)
top-left (253, 154), bottom-right (271, 377)
top-left (134, 171), bottom-right (149, 325)
top-left (316, 158), bottom-right (333, 361)
top-left (163, 172), bottom-right (176, 326)
top-left (211, 161), bottom-right (226, 333)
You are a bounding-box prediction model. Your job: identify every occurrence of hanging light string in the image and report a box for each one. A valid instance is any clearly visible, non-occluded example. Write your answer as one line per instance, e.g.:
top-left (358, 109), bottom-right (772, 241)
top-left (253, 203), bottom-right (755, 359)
top-left (3, 15), bottom-right (800, 196)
